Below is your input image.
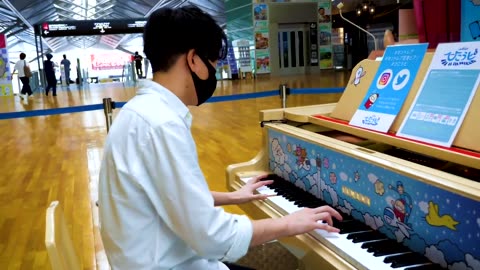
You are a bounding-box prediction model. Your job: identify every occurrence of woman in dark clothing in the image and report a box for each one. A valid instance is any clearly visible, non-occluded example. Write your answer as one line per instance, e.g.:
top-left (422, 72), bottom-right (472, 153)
top-left (44, 53), bottom-right (57, 96)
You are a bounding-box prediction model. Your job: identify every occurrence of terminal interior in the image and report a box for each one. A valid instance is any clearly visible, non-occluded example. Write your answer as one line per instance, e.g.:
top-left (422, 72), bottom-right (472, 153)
top-left (1, 0), bottom-right (478, 270)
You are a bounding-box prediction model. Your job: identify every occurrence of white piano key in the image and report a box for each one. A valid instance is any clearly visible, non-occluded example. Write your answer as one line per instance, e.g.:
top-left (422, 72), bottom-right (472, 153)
top-left (239, 176), bottom-right (431, 270)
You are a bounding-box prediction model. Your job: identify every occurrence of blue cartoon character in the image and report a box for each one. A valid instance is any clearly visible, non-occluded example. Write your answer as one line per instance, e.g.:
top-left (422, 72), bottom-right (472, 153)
top-left (389, 181), bottom-right (413, 223)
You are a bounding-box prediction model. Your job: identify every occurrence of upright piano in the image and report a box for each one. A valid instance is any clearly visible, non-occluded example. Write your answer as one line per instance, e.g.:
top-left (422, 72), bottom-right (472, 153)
top-left (227, 54), bottom-right (480, 270)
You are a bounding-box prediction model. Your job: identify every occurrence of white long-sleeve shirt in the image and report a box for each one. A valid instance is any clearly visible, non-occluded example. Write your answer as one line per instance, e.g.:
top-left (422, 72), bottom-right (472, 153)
top-left (14, 60), bottom-right (28, 77)
top-left (98, 80), bottom-right (253, 270)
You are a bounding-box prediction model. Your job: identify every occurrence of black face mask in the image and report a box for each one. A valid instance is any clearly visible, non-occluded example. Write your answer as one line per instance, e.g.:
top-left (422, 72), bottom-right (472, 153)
top-left (190, 56), bottom-right (217, 106)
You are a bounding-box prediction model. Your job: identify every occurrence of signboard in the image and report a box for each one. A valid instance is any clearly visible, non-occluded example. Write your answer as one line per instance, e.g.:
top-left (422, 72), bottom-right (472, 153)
top-left (349, 43), bottom-right (428, 132)
top-left (91, 53), bottom-right (133, 71)
top-left (37, 19), bottom-right (147, 37)
top-left (397, 41), bottom-right (480, 147)
top-left (0, 34), bottom-right (13, 96)
top-left (461, 0), bottom-right (480, 41)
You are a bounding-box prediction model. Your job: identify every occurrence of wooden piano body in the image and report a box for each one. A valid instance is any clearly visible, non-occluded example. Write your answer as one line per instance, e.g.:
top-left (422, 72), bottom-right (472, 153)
top-left (227, 53), bottom-right (480, 270)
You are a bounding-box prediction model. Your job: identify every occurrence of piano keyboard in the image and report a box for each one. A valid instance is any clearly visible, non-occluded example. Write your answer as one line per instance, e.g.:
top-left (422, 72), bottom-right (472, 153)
top-left (240, 174), bottom-right (441, 270)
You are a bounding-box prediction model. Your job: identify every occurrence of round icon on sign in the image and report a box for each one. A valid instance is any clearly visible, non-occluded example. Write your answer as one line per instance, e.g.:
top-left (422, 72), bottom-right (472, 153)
top-left (376, 69), bottom-right (393, 90)
top-left (392, 69), bottom-right (410, 91)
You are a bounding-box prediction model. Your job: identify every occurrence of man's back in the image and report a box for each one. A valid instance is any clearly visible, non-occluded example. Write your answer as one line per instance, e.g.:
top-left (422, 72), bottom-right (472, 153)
top-left (61, 59), bottom-right (70, 68)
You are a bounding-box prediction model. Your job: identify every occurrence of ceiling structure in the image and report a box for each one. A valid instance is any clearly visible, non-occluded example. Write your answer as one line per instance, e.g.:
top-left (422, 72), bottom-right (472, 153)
top-left (0, 0), bottom-right (225, 59)
top-left (0, 0), bottom-right (412, 60)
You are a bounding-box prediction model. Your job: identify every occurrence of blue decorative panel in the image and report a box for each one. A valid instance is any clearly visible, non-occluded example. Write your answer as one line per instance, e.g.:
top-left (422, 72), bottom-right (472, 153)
top-left (267, 128), bottom-right (480, 269)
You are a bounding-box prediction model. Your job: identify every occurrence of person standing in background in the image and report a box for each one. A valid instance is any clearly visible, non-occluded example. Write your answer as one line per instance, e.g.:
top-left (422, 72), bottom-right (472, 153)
top-left (61, 54), bottom-right (71, 85)
top-left (134, 51), bottom-right (143, 79)
top-left (44, 53), bottom-right (57, 96)
top-left (13, 52), bottom-right (33, 99)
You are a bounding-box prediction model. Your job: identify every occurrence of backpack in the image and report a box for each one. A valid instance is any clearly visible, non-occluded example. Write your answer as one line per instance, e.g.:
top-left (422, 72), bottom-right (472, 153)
top-left (23, 60), bottom-right (32, 78)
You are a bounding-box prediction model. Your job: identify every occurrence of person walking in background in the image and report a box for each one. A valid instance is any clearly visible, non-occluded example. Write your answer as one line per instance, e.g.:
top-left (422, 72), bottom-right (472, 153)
top-left (13, 52), bottom-right (33, 99)
top-left (44, 53), bottom-right (57, 96)
top-left (134, 51), bottom-right (143, 79)
top-left (61, 54), bottom-right (71, 85)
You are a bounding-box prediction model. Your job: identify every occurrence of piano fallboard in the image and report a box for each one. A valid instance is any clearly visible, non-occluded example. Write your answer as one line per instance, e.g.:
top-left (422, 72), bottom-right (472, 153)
top-left (250, 123), bottom-right (480, 270)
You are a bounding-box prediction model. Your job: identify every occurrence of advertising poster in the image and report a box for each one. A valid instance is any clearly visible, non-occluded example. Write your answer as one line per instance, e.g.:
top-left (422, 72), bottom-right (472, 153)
top-left (253, 3), bottom-right (268, 21)
top-left (318, 0), bottom-right (332, 69)
top-left (90, 53), bottom-right (132, 70)
top-left (461, 0), bottom-right (480, 41)
top-left (319, 46), bottom-right (333, 69)
top-left (253, 3), bottom-right (270, 74)
top-left (0, 34), bottom-right (13, 97)
top-left (317, 1), bottom-right (331, 23)
top-left (256, 49), bottom-right (270, 73)
top-left (318, 24), bottom-right (331, 46)
top-left (350, 43), bottom-right (429, 133)
top-left (397, 41), bottom-right (480, 147)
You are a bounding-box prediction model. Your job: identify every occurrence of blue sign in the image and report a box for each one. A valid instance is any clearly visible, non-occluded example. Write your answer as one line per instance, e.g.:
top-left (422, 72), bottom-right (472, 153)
top-left (461, 0), bottom-right (480, 42)
top-left (350, 43), bottom-right (428, 132)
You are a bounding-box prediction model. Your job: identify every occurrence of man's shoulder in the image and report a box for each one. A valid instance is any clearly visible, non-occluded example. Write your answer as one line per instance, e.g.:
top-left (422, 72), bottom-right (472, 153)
top-left (123, 93), bottom-right (180, 128)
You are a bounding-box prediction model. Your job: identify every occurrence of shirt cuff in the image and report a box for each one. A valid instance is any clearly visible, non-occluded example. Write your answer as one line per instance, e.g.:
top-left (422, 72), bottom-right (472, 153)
top-left (221, 214), bottom-right (253, 262)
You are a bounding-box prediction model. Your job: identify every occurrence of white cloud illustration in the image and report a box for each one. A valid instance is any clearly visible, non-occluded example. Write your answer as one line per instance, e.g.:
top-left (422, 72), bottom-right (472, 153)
top-left (419, 201), bottom-right (429, 214)
top-left (368, 173), bottom-right (378, 183)
top-left (425, 245), bottom-right (447, 268)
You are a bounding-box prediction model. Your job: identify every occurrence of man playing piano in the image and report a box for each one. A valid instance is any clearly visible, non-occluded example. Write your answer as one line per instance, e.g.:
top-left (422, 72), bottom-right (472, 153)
top-left (98, 5), bottom-right (342, 270)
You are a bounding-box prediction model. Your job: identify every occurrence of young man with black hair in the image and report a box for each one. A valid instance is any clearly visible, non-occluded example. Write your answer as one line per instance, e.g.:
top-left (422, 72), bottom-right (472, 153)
top-left (98, 5), bottom-right (341, 270)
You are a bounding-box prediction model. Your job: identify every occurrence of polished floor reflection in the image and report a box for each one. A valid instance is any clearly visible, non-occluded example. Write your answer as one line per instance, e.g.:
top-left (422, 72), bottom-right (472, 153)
top-left (0, 71), bottom-right (349, 270)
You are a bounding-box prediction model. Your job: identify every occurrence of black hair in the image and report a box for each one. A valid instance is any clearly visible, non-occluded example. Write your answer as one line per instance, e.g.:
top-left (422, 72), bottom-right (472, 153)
top-left (318, 7), bottom-right (325, 11)
top-left (144, 5), bottom-right (227, 73)
top-left (19, 53), bottom-right (26, 60)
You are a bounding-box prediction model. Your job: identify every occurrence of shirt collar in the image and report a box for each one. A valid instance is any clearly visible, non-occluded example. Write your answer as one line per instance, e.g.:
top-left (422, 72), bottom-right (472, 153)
top-left (137, 80), bottom-right (192, 127)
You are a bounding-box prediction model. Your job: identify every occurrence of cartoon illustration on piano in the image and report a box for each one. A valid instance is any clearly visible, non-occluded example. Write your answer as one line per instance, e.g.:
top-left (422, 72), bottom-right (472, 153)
top-left (294, 145), bottom-right (311, 171)
top-left (351, 66), bottom-right (367, 86)
top-left (265, 130), bottom-right (480, 269)
top-left (388, 181), bottom-right (414, 224)
top-left (354, 170), bottom-right (361, 182)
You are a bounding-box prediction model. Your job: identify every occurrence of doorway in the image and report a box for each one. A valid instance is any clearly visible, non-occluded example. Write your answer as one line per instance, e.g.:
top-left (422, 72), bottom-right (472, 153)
top-left (277, 23), bottom-right (309, 75)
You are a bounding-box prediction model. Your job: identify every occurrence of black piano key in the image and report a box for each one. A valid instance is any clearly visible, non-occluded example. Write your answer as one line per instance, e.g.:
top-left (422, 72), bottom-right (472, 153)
top-left (337, 220), bottom-right (372, 234)
top-left (361, 239), bottom-right (392, 249)
top-left (361, 239), bottom-right (411, 256)
top-left (346, 231), bottom-right (387, 243)
top-left (373, 244), bottom-right (411, 257)
top-left (384, 253), bottom-right (432, 268)
top-left (405, 264), bottom-right (439, 270)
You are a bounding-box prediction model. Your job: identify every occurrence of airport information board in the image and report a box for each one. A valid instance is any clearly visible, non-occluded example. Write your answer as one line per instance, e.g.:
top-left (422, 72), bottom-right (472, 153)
top-left (36, 19), bottom-right (147, 37)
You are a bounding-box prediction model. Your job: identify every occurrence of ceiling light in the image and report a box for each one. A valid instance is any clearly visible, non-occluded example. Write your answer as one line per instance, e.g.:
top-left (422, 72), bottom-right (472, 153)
top-left (362, 1), bottom-right (369, 10)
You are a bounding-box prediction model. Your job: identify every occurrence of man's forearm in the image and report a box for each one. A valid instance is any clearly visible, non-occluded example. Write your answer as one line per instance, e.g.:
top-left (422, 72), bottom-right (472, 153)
top-left (211, 191), bottom-right (238, 206)
top-left (250, 218), bottom-right (289, 247)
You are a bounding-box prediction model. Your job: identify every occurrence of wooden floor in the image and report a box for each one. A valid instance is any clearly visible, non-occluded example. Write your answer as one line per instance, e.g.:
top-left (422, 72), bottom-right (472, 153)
top-left (0, 71), bottom-right (349, 270)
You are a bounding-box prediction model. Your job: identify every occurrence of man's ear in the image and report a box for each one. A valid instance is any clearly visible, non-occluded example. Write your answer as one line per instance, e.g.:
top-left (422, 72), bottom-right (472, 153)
top-left (186, 49), bottom-right (197, 71)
